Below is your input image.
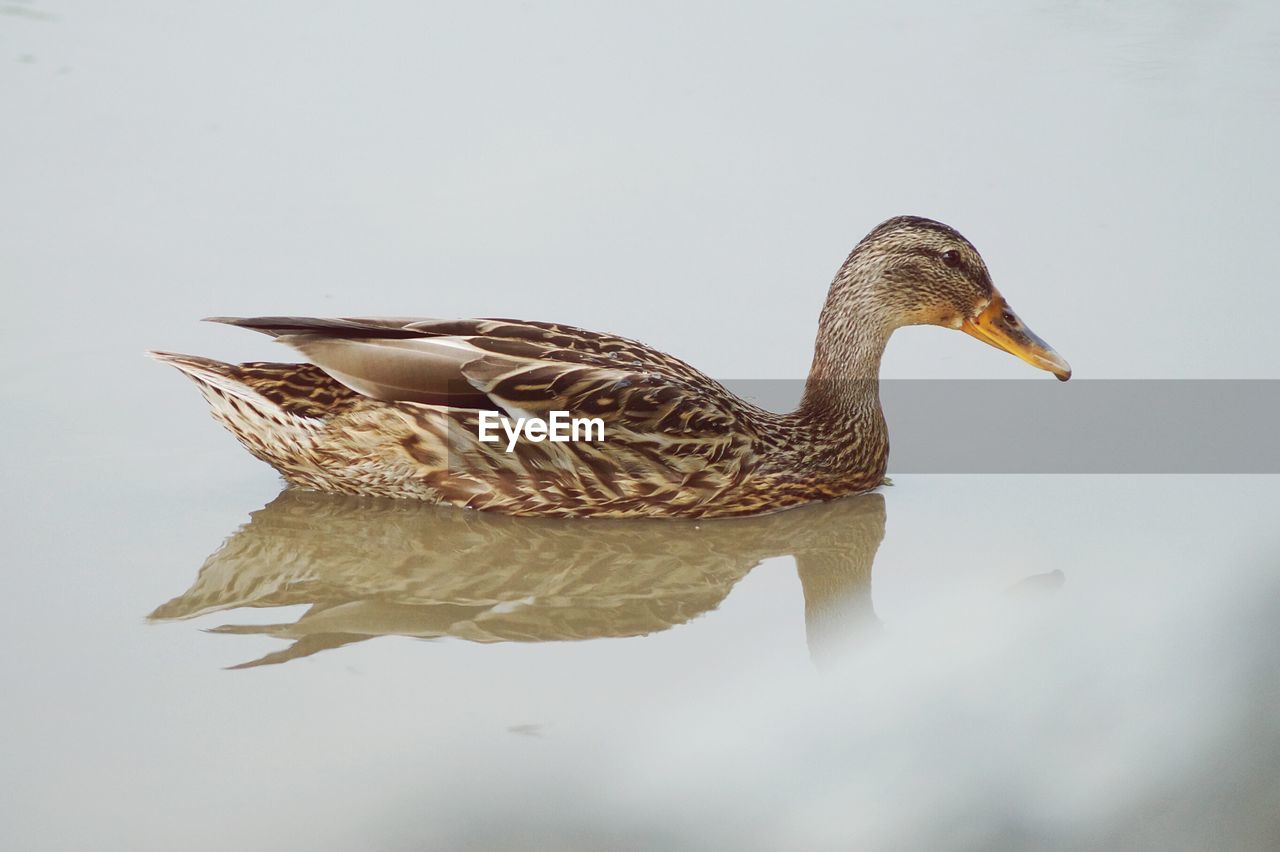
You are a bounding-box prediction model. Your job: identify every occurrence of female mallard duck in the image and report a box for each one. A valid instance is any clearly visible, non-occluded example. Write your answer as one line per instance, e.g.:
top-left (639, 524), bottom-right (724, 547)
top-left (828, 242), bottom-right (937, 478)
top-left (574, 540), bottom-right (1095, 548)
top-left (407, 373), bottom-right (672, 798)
top-left (152, 215), bottom-right (1070, 518)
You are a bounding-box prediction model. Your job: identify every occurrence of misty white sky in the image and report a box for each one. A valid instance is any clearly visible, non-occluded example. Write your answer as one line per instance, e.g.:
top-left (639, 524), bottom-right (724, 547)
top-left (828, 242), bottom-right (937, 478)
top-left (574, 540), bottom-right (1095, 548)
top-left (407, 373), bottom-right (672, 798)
top-left (3, 0), bottom-right (1278, 383)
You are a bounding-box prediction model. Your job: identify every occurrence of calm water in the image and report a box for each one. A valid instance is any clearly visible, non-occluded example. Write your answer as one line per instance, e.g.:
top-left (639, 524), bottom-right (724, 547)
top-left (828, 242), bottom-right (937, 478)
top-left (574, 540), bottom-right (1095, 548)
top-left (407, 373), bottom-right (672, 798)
top-left (3, 2), bottom-right (1279, 850)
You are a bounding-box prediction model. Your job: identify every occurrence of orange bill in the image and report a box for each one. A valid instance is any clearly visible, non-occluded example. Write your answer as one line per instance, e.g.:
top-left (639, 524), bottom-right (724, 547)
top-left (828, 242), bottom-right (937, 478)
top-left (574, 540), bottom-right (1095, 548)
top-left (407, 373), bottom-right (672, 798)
top-left (962, 289), bottom-right (1072, 381)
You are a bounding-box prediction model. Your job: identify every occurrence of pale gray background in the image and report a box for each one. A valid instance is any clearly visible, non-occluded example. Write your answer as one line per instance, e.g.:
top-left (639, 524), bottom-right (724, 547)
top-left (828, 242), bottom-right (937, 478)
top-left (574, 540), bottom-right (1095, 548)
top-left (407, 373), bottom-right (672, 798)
top-left (5, 0), bottom-right (1278, 384)
top-left (2, 2), bottom-right (1278, 850)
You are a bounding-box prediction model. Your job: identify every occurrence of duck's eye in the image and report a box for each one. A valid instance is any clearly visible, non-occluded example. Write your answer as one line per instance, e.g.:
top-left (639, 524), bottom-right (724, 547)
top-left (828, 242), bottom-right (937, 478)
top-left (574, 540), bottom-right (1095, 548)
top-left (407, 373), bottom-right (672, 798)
top-left (941, 250), bottom-right (962, 268)
top-left (1002, 310), bottom-right (1017, 325)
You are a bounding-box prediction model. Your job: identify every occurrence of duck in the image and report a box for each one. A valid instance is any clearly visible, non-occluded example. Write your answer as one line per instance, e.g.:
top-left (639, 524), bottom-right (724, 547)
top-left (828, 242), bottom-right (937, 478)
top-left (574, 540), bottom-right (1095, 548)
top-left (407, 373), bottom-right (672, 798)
top-left (150, 215), bottom-right (1071, 518)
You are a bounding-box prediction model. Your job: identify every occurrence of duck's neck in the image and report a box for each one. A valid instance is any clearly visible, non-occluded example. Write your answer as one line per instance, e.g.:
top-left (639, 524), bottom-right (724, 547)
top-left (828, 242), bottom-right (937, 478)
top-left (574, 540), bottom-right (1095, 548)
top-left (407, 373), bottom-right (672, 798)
top-left (791, 273), bottom-right (894, 485)
top-left (798, 287), bottom-right (893, 422)
top-left (799, 323), bottom-right (889, 418)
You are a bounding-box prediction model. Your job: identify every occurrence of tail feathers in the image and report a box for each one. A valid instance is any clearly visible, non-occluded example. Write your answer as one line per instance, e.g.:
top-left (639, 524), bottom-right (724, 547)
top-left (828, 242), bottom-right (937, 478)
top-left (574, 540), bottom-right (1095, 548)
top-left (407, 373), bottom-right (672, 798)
top-left (146, 350), bottom-right (270, 406)
top-left (148, 350), bottom-right (336, 484)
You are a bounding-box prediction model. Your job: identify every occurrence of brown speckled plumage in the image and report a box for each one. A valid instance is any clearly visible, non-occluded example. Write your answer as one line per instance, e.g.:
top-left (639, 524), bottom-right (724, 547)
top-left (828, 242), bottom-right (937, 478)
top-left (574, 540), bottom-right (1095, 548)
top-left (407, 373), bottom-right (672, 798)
top-left (151, 216), bottom-right (1069, 517)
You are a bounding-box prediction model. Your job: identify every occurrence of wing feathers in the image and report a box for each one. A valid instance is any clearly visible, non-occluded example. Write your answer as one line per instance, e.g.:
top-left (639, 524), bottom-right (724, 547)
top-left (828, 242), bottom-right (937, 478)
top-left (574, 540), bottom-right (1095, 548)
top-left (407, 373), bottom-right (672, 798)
top-left (275, 335), bottom-right (493, 408)
top-left (213, 316), bottom-right (748, 450)
top-left (207, 316), bottom-right (438, 339)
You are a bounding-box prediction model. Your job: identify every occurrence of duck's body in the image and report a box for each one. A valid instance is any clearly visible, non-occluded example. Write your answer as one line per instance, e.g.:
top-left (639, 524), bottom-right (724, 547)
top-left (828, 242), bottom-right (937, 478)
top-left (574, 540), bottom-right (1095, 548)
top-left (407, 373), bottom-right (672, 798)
top-left (153, 216), bottom-right (1070, 518)
top-left (151, 317), bottom-right (885, 517)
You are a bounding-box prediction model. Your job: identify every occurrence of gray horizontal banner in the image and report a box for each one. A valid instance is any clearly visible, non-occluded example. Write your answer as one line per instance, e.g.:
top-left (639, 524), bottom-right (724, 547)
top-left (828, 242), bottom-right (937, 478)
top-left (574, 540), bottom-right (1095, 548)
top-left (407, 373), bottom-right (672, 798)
top-left (722, 380), bottom-right (1280, 474)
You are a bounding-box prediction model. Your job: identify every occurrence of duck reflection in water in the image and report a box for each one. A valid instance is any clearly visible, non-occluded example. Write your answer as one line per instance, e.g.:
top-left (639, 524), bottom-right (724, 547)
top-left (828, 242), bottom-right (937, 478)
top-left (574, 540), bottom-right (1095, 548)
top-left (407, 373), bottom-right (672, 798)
top-left (150, 489), bottom-right (889, 669)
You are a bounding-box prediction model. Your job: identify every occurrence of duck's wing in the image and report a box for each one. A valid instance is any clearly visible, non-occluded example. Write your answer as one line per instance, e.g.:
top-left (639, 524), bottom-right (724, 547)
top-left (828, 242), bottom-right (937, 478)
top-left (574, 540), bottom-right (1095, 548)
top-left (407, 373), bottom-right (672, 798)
top-left (206, 316), bottom-right (437, 339)
top-left (210, 317), bottom-right (748, 435)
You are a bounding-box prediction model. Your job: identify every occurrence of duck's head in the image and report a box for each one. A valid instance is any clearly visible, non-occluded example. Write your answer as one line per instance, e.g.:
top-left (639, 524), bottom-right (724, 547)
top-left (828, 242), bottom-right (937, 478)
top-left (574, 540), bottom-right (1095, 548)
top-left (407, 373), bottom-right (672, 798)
top-left (836, 215), bottom-right (1071, 380)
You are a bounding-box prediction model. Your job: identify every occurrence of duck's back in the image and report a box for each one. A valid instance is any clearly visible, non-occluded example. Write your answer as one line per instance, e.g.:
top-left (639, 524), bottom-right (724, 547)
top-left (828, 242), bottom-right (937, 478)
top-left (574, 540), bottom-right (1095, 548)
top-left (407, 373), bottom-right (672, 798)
top-left (151, 316), bottom-right (804, 517)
